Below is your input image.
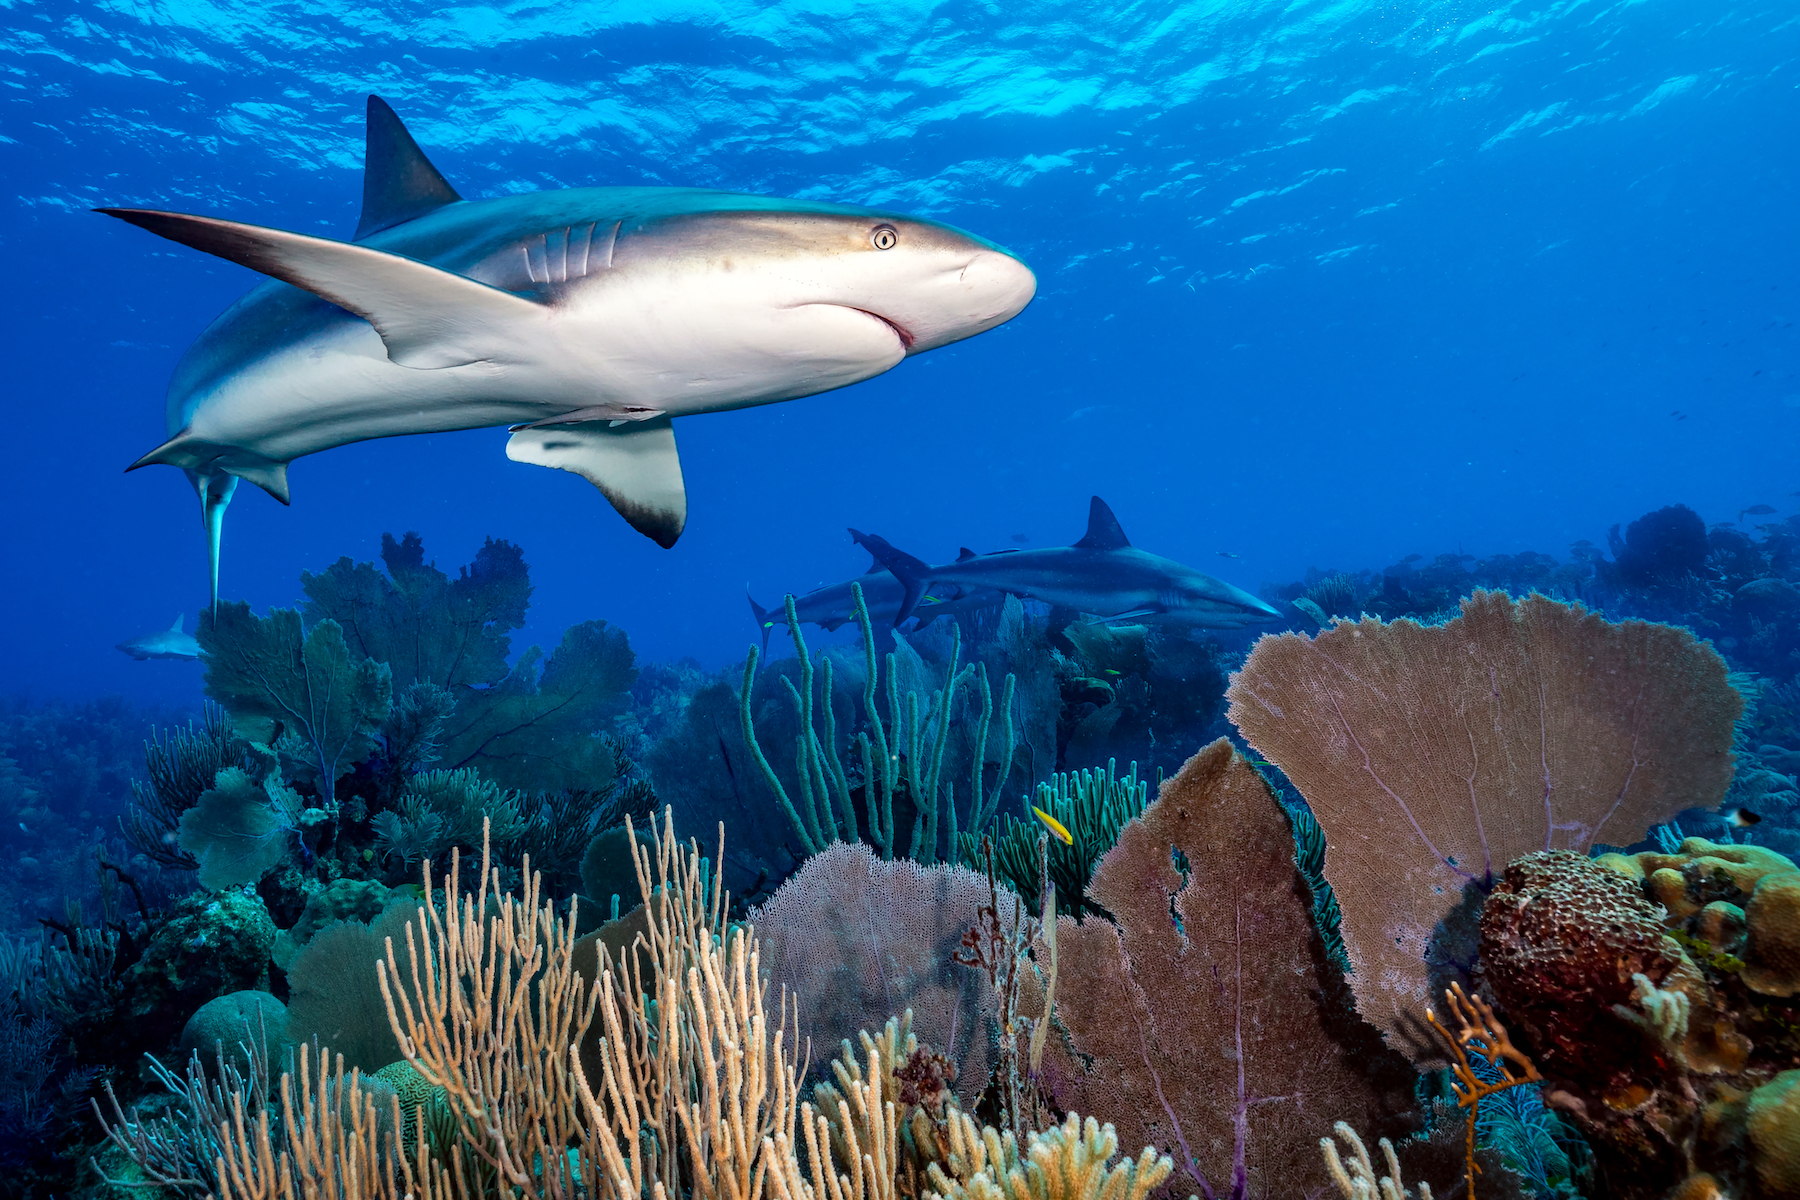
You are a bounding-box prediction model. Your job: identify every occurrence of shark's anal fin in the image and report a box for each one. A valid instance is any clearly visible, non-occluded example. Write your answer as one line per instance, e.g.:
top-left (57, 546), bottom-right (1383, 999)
top-left (96, 208), bottom-right (543, 369)
top-left (507, 416), bottom-right (687, 549)
top-left (1073, 496), bottom-right (1131, 551)
top-left (355, 96), bottom-right (462, 240)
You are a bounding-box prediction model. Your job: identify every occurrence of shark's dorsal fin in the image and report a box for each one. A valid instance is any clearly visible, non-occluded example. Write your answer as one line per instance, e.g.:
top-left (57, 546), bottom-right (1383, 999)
top-left (957, 547), bottom-right (978, 562)
top-left (170, 613), bottom-right (184, 632)
top-left (355, 96), bottom-right (462, 241)
top-left (1074, 496), bottom-right (1130, 551)
top-left (507, 416), bottom-right (687, 548)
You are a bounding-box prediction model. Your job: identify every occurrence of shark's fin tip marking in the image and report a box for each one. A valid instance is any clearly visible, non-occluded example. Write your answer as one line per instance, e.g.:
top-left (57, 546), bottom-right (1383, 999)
top-left (355, 95), bottom-right (462, 240)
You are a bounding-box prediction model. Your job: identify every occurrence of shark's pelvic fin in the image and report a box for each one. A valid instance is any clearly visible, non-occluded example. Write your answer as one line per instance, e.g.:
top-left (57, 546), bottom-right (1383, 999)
top-left (1073, 495), bottom-right (1131, 551)
top-left (231, 459), bottom-right (291, 505)
top-left (194, 469), bottom-right (239, 611)
top-left (96, 209), bottom-right (543, 369)
top-left (355, 95), bottom-right (462, 241)
top-left (507, 416), bottom-right (687, 548)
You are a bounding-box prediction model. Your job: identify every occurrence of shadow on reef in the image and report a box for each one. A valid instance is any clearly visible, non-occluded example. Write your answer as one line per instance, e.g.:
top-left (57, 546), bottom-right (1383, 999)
top-left (9, 498), bottom-right (1800, 1198)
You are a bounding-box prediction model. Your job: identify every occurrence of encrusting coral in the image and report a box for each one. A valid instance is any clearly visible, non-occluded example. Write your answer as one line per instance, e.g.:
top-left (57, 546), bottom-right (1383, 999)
top-left (1478, 841), bottom-right (1800, 1198)
top-left (1227, 589), bottom-right (1741, 1060)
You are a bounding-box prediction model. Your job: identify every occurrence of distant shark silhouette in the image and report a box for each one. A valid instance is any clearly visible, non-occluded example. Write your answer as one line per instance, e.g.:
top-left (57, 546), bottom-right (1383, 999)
top-left (748, 548), bottom-right (1002, 652)
top-left (116, 614), bottom-right (202, 661)
top-left (852, 497), bottom-right (1282, 630)
top-left (101, 96), bottom-right (1037, 605)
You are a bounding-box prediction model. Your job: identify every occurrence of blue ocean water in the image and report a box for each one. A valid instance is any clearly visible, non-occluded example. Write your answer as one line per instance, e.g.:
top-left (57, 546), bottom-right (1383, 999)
top-left (4, 5), bottom-right (1800, 1194)
top-left (5, 0), bottom-right (1794, 704)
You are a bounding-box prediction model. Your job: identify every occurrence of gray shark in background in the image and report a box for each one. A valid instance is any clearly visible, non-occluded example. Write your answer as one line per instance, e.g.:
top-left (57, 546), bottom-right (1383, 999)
top-left (101, 96), bottom-right (1037, 604)
top-left (116, 614), bottom-right (202, 661)
top-left (748, 549), bottom-right (1003, 650)
top-left (851, 497), bottom-right (1282, 629)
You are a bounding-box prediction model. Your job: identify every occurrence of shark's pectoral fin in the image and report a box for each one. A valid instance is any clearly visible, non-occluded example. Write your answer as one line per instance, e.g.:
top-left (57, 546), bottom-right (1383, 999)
top-left (507, 417), bottom-right (687, 548)
top-left (96, 209), bottom-right (543, 369)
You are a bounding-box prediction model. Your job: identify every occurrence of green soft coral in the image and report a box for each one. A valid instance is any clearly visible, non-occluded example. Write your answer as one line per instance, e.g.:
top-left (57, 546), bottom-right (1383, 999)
top-left (437, 619), bottom-right (638, 791)
top-left (197, 602), bottom-right (393, 785)
top-left (302, 532), bottom-right (530, 692)
top-left (176, 765), bottom-right (300, 888)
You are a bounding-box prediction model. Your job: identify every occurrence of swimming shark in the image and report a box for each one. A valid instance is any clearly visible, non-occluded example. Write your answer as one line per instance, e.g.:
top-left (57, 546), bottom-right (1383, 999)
top-left (101, 96), bottom-right (1037, 605)
top-left (747, 549), bottom-right (1003, 651)
top-left (850, 497), bottom-right (1282, 629)
top-left (116, 614), bottom-right (203, 661)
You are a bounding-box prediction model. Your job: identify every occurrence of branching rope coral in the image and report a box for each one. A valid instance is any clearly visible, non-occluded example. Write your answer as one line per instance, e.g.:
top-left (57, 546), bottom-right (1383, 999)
top-left (742, 583), bottom-right (1017, 864)
top-left (378, 820), bottom-right (595, 1198)
top-left (1423, 983), bottom-right (1543, 1200)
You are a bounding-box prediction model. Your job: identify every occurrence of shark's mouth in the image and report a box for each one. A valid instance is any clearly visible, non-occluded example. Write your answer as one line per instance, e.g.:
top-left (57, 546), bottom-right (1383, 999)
top-left (852, 308), bottom-right (915, 352)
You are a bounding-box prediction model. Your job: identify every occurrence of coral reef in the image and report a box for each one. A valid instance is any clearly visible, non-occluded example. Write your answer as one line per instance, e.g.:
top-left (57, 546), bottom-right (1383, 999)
top-left (1032, 739), bottom-right (1418, 1199)
top-left (1478, 842), bottom-right (1800, 1198)
top-left (958, 758), bottom-right (1146, 918)
top-left (1228, 590), bottom-right (1741, 1058)
top-left (197, 601), bottom-right (394, 787)
top-left (752, 840), bottom-right (1000, 1105)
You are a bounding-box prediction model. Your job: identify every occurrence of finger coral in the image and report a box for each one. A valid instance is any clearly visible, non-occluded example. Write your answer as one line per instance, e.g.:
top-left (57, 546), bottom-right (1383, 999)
top-left (1226, 590), bottom-right (1740, 1057)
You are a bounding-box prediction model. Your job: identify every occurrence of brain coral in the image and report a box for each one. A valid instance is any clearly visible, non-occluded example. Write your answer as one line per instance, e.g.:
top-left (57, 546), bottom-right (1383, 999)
top-left (1226, 590), bottom-right (1739, 1059)
top-left (1478, 850), bottom-right (1688, 1084)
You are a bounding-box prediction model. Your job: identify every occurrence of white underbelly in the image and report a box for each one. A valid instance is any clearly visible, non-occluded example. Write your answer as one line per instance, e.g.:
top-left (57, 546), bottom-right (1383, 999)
top-left (180, 291), bottom-right (903, 461)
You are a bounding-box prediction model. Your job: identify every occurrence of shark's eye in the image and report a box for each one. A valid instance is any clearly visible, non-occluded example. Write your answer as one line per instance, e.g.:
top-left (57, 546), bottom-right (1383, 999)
top-left (870, 225), bottom-right (899, 250)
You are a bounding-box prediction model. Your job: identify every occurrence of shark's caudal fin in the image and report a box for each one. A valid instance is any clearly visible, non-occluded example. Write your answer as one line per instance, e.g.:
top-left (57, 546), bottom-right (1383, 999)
top-left (1073, 496), bottom-right (1131, 551)
top-left (747, 590), bottom-right (777, 655)
top-left (95, 209), bottom-right (542, 370)
top-left (849, 529), bottom-right (932, 626)
top-left (195, 469), bottom-right (238, 611)
top-left (355, 96), bottom-right (462, 240)
top-left (508, 417), bottom-right (687, 548)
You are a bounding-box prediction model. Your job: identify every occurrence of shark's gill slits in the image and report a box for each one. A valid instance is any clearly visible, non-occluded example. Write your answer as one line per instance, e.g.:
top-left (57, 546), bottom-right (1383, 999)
top-left (515, 222), bottom-right (620, 285)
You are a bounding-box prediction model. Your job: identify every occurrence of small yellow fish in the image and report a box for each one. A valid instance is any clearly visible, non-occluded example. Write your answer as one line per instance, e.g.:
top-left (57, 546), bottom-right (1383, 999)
top-left (1031, 806), bottom-right (1074, 845)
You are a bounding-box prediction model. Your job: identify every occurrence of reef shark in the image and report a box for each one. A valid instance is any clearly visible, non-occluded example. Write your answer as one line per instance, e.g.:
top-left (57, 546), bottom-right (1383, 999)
top-left (851, 497), bottom-right (1282, 629)
top-left (748, 549), bottom-right (1003, 651)
top-left (116, 614), bottom-right (202, 661)
top-left (101, 96), bottom-right (1037, 604)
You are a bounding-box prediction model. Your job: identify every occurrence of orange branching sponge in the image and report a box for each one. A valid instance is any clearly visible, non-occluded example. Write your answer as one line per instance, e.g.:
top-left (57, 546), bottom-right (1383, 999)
top-left (1424, 983), bottom-right (1543, 1199)
top-left (1226, 590), bottom-right (1740, 1059)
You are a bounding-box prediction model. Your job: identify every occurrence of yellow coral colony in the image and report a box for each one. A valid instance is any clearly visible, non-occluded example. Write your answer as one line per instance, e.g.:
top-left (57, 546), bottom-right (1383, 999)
top-left (204, 812), bottom-right (1183, 1200)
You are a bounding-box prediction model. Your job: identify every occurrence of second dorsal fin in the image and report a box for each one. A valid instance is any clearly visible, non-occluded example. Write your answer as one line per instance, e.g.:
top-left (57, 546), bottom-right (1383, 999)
top-left (354, 95), bottom-right (462, 241)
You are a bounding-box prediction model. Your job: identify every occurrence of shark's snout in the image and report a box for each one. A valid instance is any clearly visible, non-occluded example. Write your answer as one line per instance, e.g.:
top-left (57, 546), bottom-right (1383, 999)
top-left (899, 249), bottom-right (1036, 354)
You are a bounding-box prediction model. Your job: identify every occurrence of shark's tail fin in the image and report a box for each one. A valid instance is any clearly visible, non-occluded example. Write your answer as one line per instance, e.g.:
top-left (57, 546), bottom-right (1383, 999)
top-left (849, 529), bottom-right (933, 626)
top-left (747, 589), bottom-right (778, 656)
top-left (193, 470), bottom-right (239, 613)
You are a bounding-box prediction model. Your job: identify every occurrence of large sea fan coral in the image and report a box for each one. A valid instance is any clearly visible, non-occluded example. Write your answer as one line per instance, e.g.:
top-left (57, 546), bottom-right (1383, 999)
top-left (1226, 590), bottom-right (1741, 1059)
